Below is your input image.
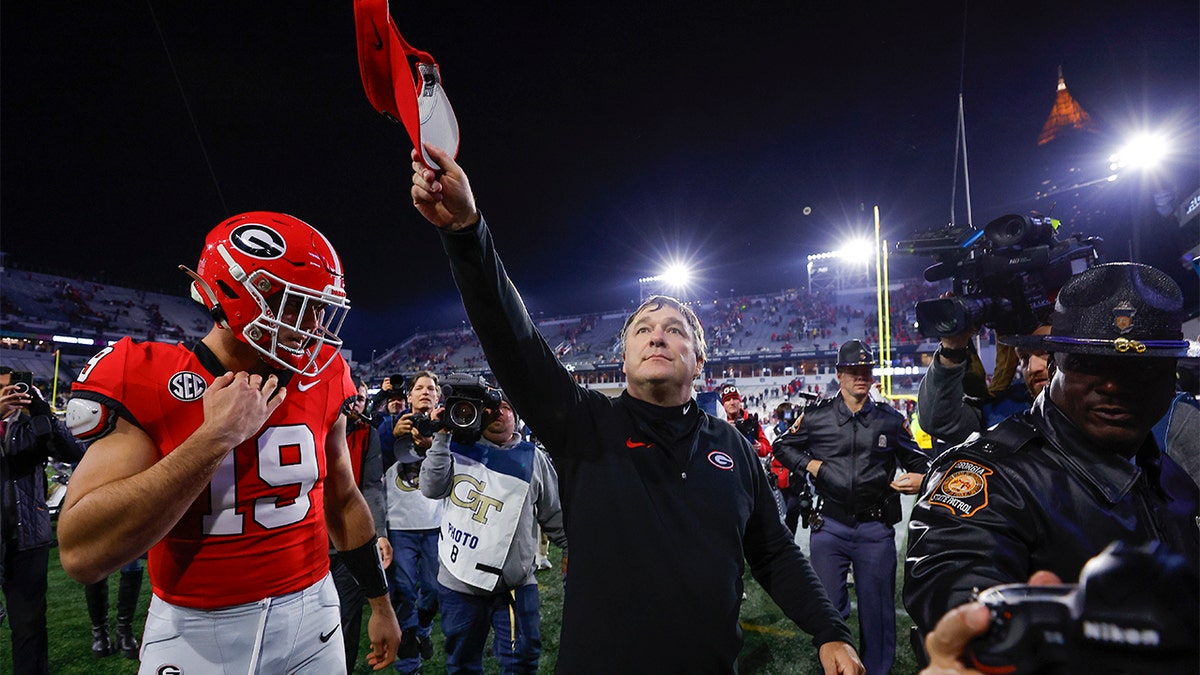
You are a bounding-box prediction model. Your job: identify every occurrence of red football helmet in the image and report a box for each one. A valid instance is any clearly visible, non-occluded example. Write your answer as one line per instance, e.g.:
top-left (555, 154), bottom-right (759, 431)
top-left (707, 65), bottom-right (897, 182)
top-left (183, 212), bottom-right (350, 376)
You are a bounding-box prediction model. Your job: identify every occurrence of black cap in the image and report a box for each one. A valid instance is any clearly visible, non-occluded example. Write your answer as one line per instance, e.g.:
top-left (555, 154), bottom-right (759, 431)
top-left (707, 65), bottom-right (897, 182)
top-left (836, 339), bottom-right (876, 367)
top-left (1001, 262), bottom-right (1198, 359)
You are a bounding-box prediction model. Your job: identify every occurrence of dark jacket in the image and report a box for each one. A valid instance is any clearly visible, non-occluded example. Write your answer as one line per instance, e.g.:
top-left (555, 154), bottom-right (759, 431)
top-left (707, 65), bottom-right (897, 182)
top-left (903, 394), bottom-right (1200, 634)
top-left (1, 411), bottom-right (86, 551)
top-left (439, 218), bottom-right (854, 673)
top-left (916, 349), bottom-right (1031, 447)
top-left (773, 396), bottom-right (929, 518)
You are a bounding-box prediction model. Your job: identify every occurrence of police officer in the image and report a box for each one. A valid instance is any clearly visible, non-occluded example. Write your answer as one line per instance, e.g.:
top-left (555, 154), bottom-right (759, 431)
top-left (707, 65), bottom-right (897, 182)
top-left (904, 263), bottom-right (1200, 658)
top-left (774, 339), bottom-right (930, 675)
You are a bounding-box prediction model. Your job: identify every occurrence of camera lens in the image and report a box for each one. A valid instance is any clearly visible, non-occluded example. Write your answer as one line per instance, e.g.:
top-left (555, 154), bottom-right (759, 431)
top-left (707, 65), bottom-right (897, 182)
top-left (449, 400), bottom-right (480, 428)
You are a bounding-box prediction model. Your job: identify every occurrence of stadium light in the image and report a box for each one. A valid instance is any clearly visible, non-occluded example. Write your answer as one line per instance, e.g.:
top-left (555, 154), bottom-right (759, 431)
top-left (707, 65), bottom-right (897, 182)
top-left (1109, 133), bottom-right (1169, 174)
top-left (639, 260), bottom-right (696, 301)
top-left (835, 238), bottom-right (875, 266)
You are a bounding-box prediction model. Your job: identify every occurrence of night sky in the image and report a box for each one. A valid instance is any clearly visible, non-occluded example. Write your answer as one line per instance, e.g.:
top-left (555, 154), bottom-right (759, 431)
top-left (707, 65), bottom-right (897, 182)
top-left (3, 2), bottom-right (1196, 356)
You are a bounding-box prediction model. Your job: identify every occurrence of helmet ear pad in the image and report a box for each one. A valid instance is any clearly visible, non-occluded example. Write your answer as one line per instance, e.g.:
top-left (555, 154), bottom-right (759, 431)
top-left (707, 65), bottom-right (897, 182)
top-left (187, 212), bottom-right (350, 376)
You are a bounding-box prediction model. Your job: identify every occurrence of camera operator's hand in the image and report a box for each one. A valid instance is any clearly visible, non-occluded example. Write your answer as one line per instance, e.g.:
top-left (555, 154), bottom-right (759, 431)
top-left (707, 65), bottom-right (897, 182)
top-left (25, 387), bottom-right (52, 418)
top-left (411, 144), bottom-right (479, 232)
top-left (921, 571), bottom-right (1063, 674)
top-left (381, 377), bottom-right (396, 391)
top-left (393, 412), bottom-right (416, 439)
top-left (0, 384), bottom-right (32, 419)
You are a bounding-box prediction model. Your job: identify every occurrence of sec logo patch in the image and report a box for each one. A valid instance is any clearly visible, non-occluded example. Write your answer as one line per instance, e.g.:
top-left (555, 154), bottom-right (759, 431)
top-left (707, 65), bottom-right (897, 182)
top-left (929, 460), bottom-right (992, 517)
top-left (707, 451), bottom-right (735, 470)
top-left (168, 371), bottom-right (208, 402)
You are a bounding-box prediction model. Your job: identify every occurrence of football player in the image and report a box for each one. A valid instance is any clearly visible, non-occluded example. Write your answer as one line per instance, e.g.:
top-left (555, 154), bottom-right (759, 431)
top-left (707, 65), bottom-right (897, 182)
top-left (58, 212), bottom-right (402, 673)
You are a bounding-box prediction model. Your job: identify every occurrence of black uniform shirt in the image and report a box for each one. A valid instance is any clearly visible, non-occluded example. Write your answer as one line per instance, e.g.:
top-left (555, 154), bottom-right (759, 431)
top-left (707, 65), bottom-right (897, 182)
top-left (774, 395), bottom-right (929, 514)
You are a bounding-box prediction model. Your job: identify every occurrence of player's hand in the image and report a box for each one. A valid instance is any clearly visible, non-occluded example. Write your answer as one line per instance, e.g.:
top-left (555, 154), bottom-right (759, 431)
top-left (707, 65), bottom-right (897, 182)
top-left (377, 537), bottom-right (393, 569)
top-left (365, 596), bottom-right (402, 670)
top-left (817, 640), bottom-right (865, 674)
top-left (199, 372), bottom-right (285, 448)
top-left (890, 472), bottom-right (924, 495)
top-left (411, 143), bottom-right (479, 231)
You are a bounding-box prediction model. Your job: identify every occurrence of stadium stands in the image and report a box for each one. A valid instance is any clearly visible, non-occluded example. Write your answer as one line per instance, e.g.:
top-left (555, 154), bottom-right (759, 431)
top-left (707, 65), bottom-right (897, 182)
top-left (2, 262), bottom-right (955, 418)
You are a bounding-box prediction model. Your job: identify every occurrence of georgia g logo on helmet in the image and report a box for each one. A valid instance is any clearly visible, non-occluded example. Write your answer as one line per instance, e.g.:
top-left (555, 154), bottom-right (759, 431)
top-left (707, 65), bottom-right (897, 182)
top-left (230, 224), bottom-right (287, 259)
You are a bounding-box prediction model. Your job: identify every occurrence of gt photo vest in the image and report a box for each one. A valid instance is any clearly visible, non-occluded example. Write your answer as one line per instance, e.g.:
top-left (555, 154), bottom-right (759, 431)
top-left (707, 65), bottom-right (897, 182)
top-left (440, 439), bottom-right (535, 591)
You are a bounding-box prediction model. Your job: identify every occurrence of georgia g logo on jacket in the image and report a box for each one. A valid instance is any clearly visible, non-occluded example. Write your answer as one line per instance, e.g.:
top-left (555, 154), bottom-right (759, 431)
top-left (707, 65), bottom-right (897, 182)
top-left (707, 450), bottom-right (735, 470)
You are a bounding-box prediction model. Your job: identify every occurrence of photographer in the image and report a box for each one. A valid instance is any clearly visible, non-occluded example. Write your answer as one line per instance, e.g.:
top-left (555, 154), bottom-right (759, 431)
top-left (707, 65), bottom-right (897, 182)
top-left (773, 340), bottom-right (929, 675)
top-left (378, 371), bottom-right (444, 673)
top-left (419, 388), bottom-right (567, 673)
top-left (904, 264), bottom-right (1199, 656)
top-left (1, 367), bottom-right (86, 674)
top-left (917, 323), bottom-right (1051, 448)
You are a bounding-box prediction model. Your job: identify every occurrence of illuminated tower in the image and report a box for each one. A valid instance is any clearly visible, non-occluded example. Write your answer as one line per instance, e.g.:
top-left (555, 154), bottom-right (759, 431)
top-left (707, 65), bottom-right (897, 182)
top-left (1037, 66), bottom-right (1096, 145)
top-left (1032, 66), bottom-right (1109, 228)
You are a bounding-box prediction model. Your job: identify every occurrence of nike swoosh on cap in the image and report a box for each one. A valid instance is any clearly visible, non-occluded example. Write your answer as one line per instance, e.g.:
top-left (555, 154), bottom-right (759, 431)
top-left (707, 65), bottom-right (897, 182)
top-left (625, 438), bottom-right (654, 449)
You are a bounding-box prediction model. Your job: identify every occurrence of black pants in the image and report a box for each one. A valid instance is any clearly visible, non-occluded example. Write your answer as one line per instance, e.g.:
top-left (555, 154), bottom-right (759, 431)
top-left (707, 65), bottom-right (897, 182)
top-left (3, 543), bottom-right (49, 675)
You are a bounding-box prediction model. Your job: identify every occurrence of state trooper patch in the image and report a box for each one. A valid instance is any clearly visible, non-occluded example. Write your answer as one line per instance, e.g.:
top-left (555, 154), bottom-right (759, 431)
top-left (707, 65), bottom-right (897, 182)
top-left (929, 459), bottom-right (992, 517)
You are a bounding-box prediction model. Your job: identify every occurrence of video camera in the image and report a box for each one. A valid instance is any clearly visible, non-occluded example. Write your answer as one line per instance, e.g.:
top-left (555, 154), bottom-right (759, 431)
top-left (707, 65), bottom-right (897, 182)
top-left (413, 373), bottom-right (504, 446)
top-left (896, 215), bottom-right (1101, 338)
top-left (965, 540), bottom-right (1198, 674)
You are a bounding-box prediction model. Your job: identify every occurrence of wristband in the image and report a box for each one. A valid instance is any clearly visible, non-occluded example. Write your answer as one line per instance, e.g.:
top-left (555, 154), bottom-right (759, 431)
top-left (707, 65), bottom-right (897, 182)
top-left (337, 538), bottom-right (389, 598)
top-left (938, 346), bottom-right (970, 364)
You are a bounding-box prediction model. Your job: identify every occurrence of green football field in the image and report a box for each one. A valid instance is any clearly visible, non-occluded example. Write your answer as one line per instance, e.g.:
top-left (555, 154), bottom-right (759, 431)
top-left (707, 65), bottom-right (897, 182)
top-left (5, 532), bottom-right (920, 674)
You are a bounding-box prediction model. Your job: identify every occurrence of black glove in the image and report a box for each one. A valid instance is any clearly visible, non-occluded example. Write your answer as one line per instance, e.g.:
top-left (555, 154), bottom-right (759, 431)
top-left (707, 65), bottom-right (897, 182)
top-left (26, 391), bottom-right (52, 418)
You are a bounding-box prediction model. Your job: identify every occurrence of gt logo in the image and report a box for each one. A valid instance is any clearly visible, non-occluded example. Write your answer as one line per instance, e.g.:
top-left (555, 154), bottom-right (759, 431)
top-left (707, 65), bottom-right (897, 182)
top-left (449, 474), bottom-right (504, 524)
top-left (230, 223), bottom-right (286, 259)
top-left (168, 371), bottom-right (207, 402)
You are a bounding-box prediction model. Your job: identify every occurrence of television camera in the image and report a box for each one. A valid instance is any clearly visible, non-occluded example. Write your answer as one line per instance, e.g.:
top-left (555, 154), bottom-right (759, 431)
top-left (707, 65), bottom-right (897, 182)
top-left (896, 215), bottom-right (1101, 338)
top-left (410, 373), bottom-right (504, 447)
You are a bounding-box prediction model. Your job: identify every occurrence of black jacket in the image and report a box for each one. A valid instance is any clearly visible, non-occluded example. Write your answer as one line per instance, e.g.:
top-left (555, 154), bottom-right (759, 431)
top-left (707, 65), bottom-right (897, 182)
top-left (773, 396), bottom-right (928, 518)
top-left (903, 394), bottom-right (1200, 634)
top-left (439, 218), bottom-right (854, 673)
top-left (2, 411), bottom-right (86, 551)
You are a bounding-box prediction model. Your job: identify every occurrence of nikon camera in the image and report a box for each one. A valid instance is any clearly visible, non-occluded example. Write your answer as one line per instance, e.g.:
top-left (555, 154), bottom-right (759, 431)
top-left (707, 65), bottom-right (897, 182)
top-left (965, 540), bottom-right (1198, 674)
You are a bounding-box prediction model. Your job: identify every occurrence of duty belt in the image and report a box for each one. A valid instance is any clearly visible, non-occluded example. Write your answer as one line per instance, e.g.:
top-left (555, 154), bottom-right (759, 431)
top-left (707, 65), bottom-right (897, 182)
top-left (819, 499), bottom-right (888, 526)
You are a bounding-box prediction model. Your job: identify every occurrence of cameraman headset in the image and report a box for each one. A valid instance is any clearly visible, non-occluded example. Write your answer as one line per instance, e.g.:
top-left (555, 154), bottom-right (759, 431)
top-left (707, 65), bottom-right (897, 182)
top-left (378, 371), bottom-right (444, 671)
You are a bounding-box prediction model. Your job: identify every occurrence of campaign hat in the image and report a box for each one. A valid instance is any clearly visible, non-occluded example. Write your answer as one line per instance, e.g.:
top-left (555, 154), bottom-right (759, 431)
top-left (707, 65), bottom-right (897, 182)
top-left (1001, 262), bottom-right (1197, 358)
top-left (836, 339), bottom-right (876, 367)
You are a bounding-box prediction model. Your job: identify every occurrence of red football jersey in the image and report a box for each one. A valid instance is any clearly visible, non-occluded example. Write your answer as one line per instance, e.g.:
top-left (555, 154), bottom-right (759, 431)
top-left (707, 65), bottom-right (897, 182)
top-left (72, 337), bottom-right (356, 609)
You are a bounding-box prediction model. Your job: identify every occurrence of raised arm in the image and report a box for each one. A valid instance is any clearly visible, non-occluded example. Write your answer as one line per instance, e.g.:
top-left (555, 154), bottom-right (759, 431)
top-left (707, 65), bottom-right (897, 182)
top-left (410, 144), bottom-right (598, 452)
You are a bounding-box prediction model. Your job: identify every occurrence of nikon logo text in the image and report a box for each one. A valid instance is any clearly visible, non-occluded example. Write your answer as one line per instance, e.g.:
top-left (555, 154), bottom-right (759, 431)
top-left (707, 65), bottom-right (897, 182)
top-left (450, 474), bottom-right (504, 524)
top-left (1082, 621), bottom-right (1160, 647)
